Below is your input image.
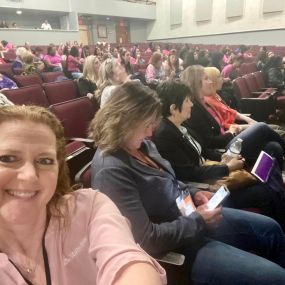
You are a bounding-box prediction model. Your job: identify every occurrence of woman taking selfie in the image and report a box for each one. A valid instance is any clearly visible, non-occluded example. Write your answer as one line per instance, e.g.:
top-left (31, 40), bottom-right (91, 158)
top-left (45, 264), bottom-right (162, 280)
top-left (90, 81), bottom-right (285, 285)
top-left (0, 105), bottom-right (165, 285)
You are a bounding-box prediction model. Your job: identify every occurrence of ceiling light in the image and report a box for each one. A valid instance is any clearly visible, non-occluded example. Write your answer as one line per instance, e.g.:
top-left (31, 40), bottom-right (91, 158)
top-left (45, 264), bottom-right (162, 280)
top-left (106, 17), bottom-right (110, 20)
top-left (16, 10), bottom-right (22, 15)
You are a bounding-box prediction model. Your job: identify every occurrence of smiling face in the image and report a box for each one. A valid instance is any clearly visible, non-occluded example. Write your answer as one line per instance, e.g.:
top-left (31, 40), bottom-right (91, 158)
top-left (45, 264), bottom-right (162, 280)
top-left (0, 120), bottom-right (59, 226)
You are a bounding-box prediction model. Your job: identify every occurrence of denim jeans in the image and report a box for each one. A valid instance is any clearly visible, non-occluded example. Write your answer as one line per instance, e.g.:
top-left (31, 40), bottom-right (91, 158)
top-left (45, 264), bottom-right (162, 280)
top-left (189, 208), bottom-right (285, 284)
top-left (71, 72), bottom-right (83, 79)
top-left (227, 122), bottom-right (285, 169)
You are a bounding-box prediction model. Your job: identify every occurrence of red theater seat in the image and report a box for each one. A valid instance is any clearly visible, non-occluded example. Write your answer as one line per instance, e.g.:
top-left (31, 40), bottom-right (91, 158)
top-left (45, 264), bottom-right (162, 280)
top-left (43, 80), bottom-right (79, 105)
top-left (233, 77), bottom-right (276, 121)
top-left (49, 96), bottom-right (99, 138)
top-left (2, 85), bottom-right (49, 107)
top-left (14, 74), bottom-right (43, 87)
top-left (0, 63), bottom-right (13, 77)
top-left (41, 71), bottom-right (65, 83)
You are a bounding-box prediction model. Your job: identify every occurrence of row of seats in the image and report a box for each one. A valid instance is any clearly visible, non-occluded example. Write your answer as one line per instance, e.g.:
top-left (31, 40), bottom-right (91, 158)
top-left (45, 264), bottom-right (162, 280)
top-left (233, 71), bottom-right (284, 121)
top-left (2, 79), bottom-right (80, 106)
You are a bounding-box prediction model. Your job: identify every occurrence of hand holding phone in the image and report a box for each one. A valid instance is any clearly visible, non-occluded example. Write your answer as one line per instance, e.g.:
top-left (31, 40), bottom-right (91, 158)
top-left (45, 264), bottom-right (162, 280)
top-left (206, 185), bottom-right (230, 210)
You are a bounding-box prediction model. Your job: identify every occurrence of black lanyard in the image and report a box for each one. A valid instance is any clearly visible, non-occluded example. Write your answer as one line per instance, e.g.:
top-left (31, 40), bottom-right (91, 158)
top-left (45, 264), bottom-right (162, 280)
top-left (7, 233), bottom-right (51, 285)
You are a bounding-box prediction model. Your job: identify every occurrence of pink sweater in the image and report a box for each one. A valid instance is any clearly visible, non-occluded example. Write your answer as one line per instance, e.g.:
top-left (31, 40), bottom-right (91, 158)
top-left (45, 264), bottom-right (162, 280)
top-left (0, 189), bottom-right (166, 285)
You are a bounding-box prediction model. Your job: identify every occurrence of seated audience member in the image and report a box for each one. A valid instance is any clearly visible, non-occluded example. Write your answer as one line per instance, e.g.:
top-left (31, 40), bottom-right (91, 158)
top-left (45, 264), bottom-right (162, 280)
top-left (181, 65), bottom-right (285, 169)
top-left (130, 49), bottom-right (145, 66)
top-left (154, 80), bottom-right (285, 227)
top-left (43, 44), bottom-right (63, 72)
top-left (61, 45), bottom-right (70, 62)
top-left (256, 50), bottom-right (268, 71)
top-left (81, 45), bottom-right (91, 58)
top-left (0, 73), bottom-right (18, 90)
top-left (41, 19), bottom-right (52, 30)
top-left (197, 50), bottom-right (210, 67)
top-left (204, 67), bottom-right (285, 136)
top-left (1, 40), bottom-right (13, 52)
top-left (204, 67), bottom-right (256, 129)
top-left (119, 48), bottom-right (133, 75)
top-left (221, 55), bottom-right (243, 80)
top-left (95, 58), bottom-right (130, 107)
top-left (0, 105), bottom-right (166, 285)
top-left (66, 46), bottom-right (83, 79)
top-left (163, 49), bottom-right (181, 80)
top-left (182, 50), bottom-right (198, 69)
top-left (0, 20), bottom-right (8, 28)
top-left (78, 55), bottom-right (100, 97)
top-left (221, 46), bottom-right (232, 65)
top-left (263, 56), bottom-right (285, 90)
top-left (21, 52), bottom-right (38, 75)
top-left (12, 47), bottom-right (27, 74)
top-left (210, 52), bottom-right (224, 71)
top-left (145, 52), bottom-right (165, 85)
top-left (90, 81), bottom-right (285, 285)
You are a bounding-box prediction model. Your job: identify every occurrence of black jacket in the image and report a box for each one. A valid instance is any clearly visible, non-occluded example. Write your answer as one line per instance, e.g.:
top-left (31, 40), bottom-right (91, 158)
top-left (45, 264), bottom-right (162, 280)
top-left (153, 118), bottom-right (229, 182)
top-left (77, 77), bottom-right (97, 97)
top-left (184, 101), bottom-right (234, 149)
top-left (91, 140), bottom-right (205, 256)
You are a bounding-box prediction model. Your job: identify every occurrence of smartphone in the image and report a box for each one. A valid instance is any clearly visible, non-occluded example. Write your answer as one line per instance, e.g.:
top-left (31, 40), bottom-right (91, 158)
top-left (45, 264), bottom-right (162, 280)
top-left (207, 185), bottom-right (230, 210)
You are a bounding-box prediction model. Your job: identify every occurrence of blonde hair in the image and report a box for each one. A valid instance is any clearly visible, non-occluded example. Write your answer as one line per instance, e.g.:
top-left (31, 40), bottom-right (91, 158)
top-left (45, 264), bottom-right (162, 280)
top-left (89, 81), bottom-right (161, 154)
top-left (83, 55), bottom-right (100, 84)
top-left (181, 65), bottom-right (204, 102)
top-left (16, 47), bottom-right (28, 59)
top-left (22, 52), bottom-right (34, 65)
top-left (0, 105), bottom-right (71, 219)
top-left (204, 67), bottom-right (220, 91)
top-left (95, 58), bottom-right (119, 102)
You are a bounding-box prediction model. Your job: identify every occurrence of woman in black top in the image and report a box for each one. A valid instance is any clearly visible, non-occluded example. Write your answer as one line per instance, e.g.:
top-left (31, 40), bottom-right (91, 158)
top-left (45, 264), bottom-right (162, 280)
top-left (78, 55), bottom-right (100, 97)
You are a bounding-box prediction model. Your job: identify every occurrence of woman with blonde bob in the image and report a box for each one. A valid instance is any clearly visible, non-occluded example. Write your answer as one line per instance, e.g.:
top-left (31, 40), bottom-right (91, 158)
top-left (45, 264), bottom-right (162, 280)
top-left (0, 105), bottom-right (166, 285)
top-left (78, 55), bottom-right (100, 97)
top-left (90, 81), bottom-right (285, 285)
top-left (204, 66), bottom-right (256, 130)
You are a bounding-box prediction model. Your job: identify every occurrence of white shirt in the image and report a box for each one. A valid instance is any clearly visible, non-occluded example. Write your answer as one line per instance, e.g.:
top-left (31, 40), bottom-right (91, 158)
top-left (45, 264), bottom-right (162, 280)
top-left (41, 22), bottom-right (52, 30)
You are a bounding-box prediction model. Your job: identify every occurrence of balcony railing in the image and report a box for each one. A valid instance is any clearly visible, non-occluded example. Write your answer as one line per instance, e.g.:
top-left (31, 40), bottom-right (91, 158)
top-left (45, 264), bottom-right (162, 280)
top-left (118, 0), bottom-right (156, 5)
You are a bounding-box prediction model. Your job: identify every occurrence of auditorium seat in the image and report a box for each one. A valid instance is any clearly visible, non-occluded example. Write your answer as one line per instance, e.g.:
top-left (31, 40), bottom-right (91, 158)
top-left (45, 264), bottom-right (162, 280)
top-left (233, 77), bottom-right (276, 121)
top-left (43, 80), bottom-right (79, 105)
top-left (0, 63), bottom-right (13, 77)
top-left (2, 84), bottom-right (49, 107)
top-left (3, 51), bottom-right (16, 63)
top-left (14, 74), bottom-right (43, 87)
top-left (66, 146), bottom-right (94, 185)
top-left (49, 96), bottom-right (99, 138)
top-left (243, 73), bottom-right (276, 95)
top-left (41, 71), bottom-right (65, 83)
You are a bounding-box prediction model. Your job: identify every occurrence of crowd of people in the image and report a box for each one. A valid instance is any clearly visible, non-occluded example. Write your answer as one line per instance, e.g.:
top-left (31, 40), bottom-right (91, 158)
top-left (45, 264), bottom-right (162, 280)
top-left (0, 38), bottom-right (285, 284)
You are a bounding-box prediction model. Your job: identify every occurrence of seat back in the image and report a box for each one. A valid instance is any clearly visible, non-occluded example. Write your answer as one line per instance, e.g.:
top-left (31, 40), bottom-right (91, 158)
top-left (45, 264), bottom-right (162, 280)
top-left (238, 63), bottom-right (249, 76)
top-left (41, 71), bottom-right (65, 83)
top-left (49, 96), bottom-right (99, 138)
top-left (243, 73), bottom-right (259, 93)
top-left (233, 77), bottom-right (251, 99)
top-left (43, 80), bottom-right (78, 105)
top-left (0, 63), bottom-right (13, 77)
top-left (253, 71), bottom-right (266, 89)
top-left (2, 85), bottom-right (49, 107)
top-left (3, 52), bottom-right (16, 63)
top-left (14, 74), bottom-right (43, 87)
top-left (247, 62), bottom-right (257, 73)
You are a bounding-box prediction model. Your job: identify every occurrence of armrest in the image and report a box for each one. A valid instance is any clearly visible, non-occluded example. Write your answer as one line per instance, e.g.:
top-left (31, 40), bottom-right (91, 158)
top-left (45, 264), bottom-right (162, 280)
top-left (68, 137), bottom-right (95, 149)
top-left (187, 182), bottom-right (210, 190)
top-left (74, 161), bottom-right (92, 185)
top-left (156, 252), bottom-right (185, 266)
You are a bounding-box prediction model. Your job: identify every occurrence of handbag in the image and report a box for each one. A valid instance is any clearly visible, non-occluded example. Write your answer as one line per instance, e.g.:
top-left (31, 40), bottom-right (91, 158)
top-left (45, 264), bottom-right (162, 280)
top-left (204, 160), bottom-right (257, 192)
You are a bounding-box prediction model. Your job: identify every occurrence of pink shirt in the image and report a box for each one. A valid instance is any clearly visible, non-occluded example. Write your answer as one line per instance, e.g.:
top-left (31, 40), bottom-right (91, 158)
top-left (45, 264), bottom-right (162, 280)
top-left (43, 54), bottom-right (62, 65)
top-left (221, 64), bottom-right (234, 78)
top-left (67, 55), bottom-right (80, 72)
top-left (0, 189), bottom-right (166, 285)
